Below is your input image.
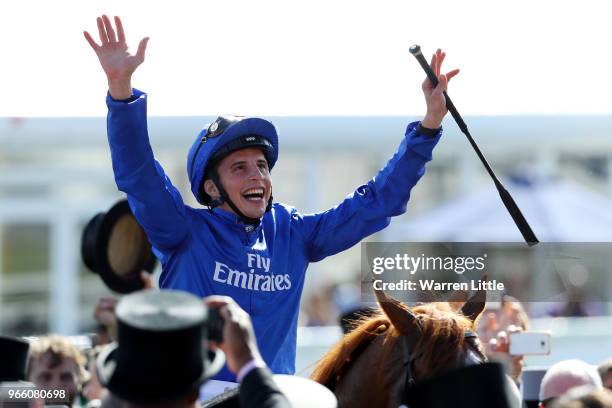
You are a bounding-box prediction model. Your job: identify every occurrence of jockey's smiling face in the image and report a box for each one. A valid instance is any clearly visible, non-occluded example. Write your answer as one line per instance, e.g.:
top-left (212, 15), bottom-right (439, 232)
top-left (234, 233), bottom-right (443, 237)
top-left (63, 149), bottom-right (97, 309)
top-left (204, 148), bottom-right (272, 220)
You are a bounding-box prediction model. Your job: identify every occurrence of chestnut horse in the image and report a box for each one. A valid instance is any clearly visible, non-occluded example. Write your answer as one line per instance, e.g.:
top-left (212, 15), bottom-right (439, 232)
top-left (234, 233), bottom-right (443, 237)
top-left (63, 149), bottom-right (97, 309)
top-left (310, 290), bottom-right (488, 408)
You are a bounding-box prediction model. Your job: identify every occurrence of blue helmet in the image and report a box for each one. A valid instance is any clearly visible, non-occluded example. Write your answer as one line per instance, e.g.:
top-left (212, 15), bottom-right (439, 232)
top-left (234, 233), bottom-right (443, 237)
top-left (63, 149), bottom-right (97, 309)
top-left (187, 115), bottom-right (279, 206)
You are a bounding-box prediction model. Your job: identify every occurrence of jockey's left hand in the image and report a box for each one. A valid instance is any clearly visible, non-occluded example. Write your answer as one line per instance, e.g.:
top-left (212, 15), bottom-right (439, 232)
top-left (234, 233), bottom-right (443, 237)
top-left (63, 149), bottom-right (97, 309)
top-left (420, 48), bottom-right (460, 129)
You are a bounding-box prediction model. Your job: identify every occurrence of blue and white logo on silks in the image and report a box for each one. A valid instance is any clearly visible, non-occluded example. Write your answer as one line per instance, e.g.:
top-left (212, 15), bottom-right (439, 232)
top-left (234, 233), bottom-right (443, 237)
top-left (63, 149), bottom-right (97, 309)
top-left (212, 253), bottom-right (291, 291)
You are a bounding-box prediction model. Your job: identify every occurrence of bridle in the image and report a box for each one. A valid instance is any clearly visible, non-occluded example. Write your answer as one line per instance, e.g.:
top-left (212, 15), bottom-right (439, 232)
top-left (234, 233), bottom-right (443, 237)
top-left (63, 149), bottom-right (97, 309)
top-left (399, 330), bottom-right (486, 406)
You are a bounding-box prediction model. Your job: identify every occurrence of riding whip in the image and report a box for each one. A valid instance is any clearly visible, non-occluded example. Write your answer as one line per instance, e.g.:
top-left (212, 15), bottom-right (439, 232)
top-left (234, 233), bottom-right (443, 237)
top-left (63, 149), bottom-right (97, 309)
top-left (409, 45), bottom-right (539, 245)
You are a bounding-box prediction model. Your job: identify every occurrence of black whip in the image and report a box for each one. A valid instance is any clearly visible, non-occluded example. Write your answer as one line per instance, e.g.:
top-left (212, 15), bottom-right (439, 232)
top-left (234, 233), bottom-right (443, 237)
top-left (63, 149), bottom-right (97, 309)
top-left (409, 45), bottom-right (538, 245)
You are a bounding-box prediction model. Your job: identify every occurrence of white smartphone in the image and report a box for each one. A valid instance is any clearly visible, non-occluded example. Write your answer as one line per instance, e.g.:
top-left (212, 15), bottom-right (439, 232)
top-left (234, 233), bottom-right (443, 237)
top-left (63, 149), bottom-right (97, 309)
top-left (509, 331), bottom-right (551, 355)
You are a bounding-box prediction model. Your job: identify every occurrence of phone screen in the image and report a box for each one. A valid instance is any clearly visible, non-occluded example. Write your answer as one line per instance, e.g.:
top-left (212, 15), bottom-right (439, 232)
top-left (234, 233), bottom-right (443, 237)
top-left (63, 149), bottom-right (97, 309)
top-left (509, 331), bottom-right (551, 355)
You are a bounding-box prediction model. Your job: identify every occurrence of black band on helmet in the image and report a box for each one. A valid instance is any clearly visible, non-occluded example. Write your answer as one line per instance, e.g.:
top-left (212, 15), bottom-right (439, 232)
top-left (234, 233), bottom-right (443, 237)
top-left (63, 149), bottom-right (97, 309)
top-left (210, 134), bottom-right (275, 167)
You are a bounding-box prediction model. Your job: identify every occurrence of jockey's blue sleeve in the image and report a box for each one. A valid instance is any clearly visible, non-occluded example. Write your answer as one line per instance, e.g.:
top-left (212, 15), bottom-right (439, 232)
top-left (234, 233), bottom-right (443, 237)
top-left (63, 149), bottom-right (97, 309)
top-left (293, 121), bottom-right (442, 262)
top-left (106, 89), bottom-right (189, 251)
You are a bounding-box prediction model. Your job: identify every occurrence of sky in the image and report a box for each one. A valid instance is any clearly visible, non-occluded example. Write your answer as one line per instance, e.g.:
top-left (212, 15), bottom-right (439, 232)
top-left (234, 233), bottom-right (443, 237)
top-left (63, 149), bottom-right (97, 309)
top-left (0, 0), bottom-right (611, 117)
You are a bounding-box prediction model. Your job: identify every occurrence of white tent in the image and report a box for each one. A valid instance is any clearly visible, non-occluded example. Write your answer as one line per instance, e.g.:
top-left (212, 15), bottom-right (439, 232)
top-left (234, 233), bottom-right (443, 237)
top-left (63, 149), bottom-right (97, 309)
top-left (386, 179), bottom-right (612, 242)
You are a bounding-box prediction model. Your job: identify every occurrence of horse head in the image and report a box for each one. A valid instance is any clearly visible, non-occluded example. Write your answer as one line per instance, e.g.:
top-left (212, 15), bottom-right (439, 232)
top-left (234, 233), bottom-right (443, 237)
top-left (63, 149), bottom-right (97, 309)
top-left (374, 287), bottom-right (487, 383)
top-left (311, 285), bottom-right (488, 408)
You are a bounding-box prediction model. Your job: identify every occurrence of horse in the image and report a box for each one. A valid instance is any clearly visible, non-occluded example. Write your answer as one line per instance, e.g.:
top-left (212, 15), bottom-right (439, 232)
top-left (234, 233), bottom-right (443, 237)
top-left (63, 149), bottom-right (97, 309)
top-left (310, 289), bottom-right (488, 408)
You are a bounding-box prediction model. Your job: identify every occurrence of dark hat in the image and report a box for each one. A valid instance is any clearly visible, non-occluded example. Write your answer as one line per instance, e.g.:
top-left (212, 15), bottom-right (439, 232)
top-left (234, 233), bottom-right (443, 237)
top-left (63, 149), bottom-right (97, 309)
top-left (97, 290), bottom-right (224, 404)
top-left (81, 199), bottom-right (158, 294)
top-left (0, 336), bottom-right (30, 382)
top-left (404, 362), bottom-right (516, 408)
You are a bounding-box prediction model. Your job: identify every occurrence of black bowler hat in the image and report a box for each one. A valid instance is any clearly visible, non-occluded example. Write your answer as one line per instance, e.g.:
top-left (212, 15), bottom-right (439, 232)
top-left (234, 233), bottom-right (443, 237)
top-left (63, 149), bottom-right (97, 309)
top-left (404, 362), bottom-right (517, 408)
top-left (81, 199), bottom-right (158, 294)
top-left (97, 290), bottom-right (224, 404)
top-left (0, 335), bottom-right (30, 382)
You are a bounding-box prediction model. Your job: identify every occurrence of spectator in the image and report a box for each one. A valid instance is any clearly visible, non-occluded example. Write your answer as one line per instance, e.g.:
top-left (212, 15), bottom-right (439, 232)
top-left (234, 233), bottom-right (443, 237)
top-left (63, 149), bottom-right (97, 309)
top-left (83, 346), bottom-right (107, 407)
top-left (597, 359), bottom-right (612, 391)
top-left (539, 360), bottom-right (604, 407)
top-left (92, 271), bottom-right (154, 346)
top-left (27, 335), bottom-right (89, 407)
top-left (96, 290), bottom-right (292, 408)
top-left (478, 295), bottom-right (529, 383)
top-left (551, 385), bottom-right (612, 408)
top-left (93, 296), bottom-right (119, 342)
top-left (0, 335), bottom-right (45, 408)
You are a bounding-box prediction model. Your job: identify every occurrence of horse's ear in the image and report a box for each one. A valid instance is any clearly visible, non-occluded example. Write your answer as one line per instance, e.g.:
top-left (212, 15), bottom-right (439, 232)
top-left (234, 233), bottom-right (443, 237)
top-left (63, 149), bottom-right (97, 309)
top-left (448, 289), bottom-right (468, 311)
top-left (374, 290), bottom-right (420, 347)
top-left (460, 274), bottom-right (488, 323)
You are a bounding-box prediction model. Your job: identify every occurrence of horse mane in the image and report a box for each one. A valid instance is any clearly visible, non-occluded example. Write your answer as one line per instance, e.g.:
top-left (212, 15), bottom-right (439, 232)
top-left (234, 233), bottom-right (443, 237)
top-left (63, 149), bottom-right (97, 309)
top-left (311, 302), bottom-right (480, 387)
top-left (310, 311), bottom-right (392, 386)
top-left (409, 302), bottom-right (477, 375)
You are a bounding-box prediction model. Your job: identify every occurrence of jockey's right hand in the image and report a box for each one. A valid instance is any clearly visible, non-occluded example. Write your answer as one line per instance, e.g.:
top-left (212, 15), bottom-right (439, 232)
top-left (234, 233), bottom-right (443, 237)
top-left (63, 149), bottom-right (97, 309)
top-left (84, 15), bottom-right (149, 100)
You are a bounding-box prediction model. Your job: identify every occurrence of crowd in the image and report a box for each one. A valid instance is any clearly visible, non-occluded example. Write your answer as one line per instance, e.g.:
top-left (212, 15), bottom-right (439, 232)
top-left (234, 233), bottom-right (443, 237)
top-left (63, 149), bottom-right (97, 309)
top-left (474, 297), bottom-right (612, 407)
top-left (1, 289), bottom-right (332, 407)
top-left (1, 287), bottom-right (612, 407)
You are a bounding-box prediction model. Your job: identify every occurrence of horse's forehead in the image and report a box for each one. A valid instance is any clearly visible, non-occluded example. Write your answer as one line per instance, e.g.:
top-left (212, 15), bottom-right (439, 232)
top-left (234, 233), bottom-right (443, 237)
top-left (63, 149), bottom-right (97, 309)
top-left (413, 308), bottom-right (474, 329)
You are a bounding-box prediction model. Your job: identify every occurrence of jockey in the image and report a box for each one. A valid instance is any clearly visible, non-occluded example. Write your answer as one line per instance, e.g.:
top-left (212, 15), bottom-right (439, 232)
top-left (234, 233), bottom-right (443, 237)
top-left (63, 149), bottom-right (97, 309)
top-left (85, 15), bottom-right (459, 381)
